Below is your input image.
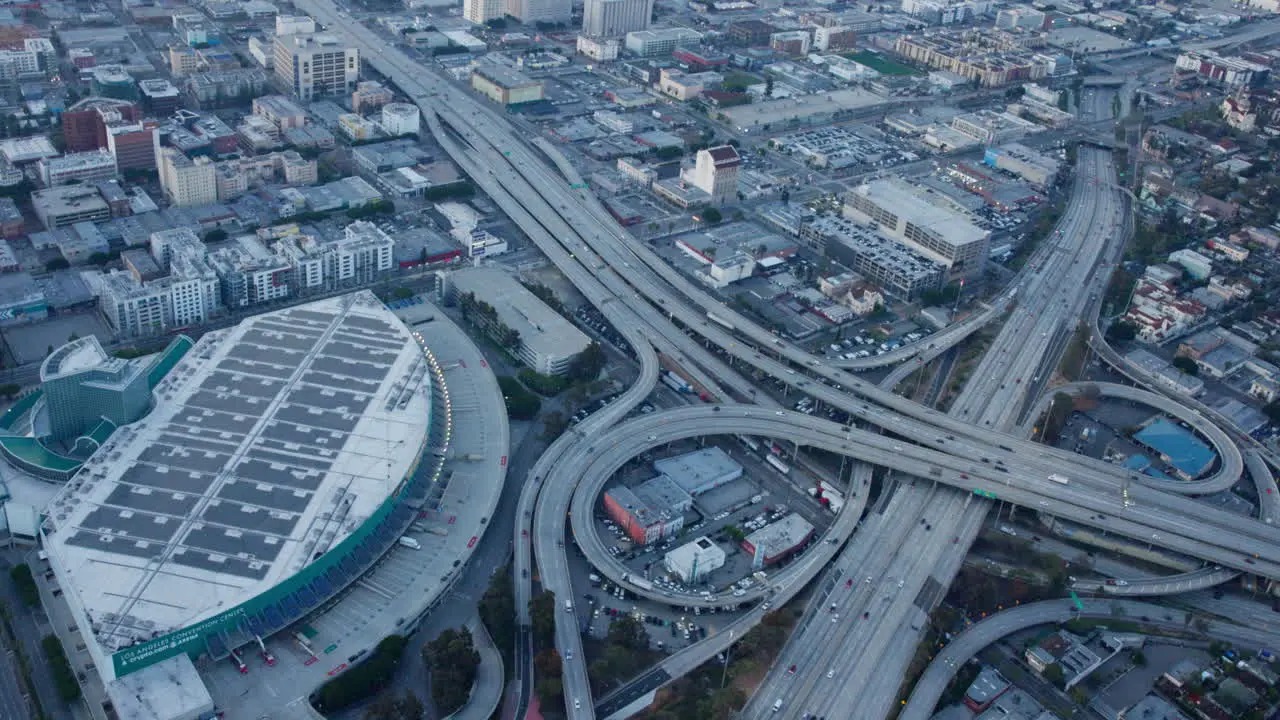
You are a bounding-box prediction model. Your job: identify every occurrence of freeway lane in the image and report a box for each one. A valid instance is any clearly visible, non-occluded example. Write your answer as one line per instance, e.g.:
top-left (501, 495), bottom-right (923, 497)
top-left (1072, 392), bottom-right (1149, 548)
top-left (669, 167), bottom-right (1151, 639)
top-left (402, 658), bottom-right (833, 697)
top-left (286, 8), bottom-right (1264, 717)
top-left (559, 407), bottom-right (1280, 590)
top-left (1071, 566), bottom-right (1239, 596)
top-left (901, 596), bottom-right (1280, 720)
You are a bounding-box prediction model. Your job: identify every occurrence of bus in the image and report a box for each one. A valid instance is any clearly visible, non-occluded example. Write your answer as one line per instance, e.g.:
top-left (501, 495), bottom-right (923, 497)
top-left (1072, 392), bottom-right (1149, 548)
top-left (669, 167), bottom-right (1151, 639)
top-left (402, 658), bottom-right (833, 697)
top-left (765, 455), bottom-right (791, 475)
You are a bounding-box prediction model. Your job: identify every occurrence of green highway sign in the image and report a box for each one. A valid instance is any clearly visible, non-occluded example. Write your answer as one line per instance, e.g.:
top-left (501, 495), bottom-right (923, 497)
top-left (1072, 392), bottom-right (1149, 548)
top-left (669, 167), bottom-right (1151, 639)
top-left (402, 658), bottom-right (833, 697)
top-left (973, 489), bottom-right (998, 499)
top-left (1069, 592), bottom-right (1083, 611)
top-left (324, 643), bottom-right (339, 654)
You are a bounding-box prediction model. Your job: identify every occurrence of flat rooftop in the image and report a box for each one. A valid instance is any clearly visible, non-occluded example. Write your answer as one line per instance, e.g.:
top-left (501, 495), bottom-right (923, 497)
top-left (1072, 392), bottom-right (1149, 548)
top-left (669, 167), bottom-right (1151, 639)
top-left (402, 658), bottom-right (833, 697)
top-left (45, 292), bottom-right (434, 659)
top-left (852, 178), bottom-right (988, 250)
top-left (1133, 417), bottom-right (1216, 478)
top-left (445, 267), bottom-right (590, 366)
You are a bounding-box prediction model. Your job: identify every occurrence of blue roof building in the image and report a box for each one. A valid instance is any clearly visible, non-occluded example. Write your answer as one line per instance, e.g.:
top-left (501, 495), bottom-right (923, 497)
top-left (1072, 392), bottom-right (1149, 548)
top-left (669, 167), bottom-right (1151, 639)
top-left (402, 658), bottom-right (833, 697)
top-left (1133, 418), bottom-right (1217, 480)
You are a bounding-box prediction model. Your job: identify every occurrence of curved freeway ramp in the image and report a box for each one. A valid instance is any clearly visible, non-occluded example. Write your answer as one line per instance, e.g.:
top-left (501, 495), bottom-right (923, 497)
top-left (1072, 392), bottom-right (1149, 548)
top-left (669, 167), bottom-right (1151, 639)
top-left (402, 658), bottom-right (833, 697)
top-left (1247, 450), bottom-right (1280, 526)
top-left (1023, 381), bottom-right (1243, 494)
top-left (900, 596), bottom-right (1280, 720)
top-left (1070, 565), bottom-right (1239, 596)
top-left (560, 406), bottom-right (1280, 600)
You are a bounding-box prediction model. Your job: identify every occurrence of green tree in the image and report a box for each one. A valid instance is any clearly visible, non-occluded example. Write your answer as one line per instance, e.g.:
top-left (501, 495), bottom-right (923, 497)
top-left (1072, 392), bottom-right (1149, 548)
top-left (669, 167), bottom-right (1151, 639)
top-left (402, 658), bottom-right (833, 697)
top-left (391, 287), bottom-right (414, 301)
top-left (1171, 355), bottom-right (1199, 375)
top-left (1042, 662), bottom-right (1066, 689)
top-left (701, 207), bottom-right (723, 224)
top-left (204, 228), bottom-right (228, 243)
top-left (42, 635), bottom-right (81, 702)
top-left (478, 567), bottom-right (516, 660)
top-left (315, 635), bottom-right (409, 712)
top-left (1264, 400), bottom-right (1280, 425)
top-left (363, 691), bottom-right (425, 720)
top-left (0, 383), bottom-right (19, 400)
top-left (423, 627), bottom-right (480, 716)
top-left (45, 257), bottom-right (70, 271)
top-left (567, 342), bottom-right (605, 382)
top-left (1106, 321), bottom-right (1137, 342)
top-left (529, 590), bottom-right (557, 649)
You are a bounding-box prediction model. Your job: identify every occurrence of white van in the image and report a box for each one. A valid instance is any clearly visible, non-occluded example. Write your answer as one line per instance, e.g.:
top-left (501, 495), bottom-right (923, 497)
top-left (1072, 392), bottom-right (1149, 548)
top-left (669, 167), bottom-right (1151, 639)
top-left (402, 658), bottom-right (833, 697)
top-left (398, 536), bottom-right (421, 550)
top-left (772, 699), bottom-right (783, 712)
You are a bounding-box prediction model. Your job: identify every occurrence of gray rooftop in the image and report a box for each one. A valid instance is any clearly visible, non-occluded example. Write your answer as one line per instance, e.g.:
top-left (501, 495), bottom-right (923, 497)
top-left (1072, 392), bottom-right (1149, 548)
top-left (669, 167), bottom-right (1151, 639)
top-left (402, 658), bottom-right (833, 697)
top-left (44, 292), bottom-right (434, 658)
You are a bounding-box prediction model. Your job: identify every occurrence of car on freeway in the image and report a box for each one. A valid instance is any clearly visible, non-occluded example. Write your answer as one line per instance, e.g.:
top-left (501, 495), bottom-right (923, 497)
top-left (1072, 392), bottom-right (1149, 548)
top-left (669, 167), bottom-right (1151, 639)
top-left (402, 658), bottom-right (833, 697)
top-left (788, 664), bottom-right (797, 675)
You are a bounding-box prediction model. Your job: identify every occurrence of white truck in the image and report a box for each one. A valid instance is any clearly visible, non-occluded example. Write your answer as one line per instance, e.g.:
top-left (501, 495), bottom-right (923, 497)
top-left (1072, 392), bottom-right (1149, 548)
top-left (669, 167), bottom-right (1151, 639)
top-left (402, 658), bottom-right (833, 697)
top-left (1048, 473), bottom-right (1070, 485)
top-left (398, 536), bottom-right (421, 550)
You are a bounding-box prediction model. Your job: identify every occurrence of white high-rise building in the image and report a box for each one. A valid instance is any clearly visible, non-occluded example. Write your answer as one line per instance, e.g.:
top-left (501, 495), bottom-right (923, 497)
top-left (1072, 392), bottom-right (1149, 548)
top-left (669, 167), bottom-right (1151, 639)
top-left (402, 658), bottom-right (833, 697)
top-left (583, 0), bottom-right (653, 37)
top-left (463, 0), bottom-right (505, 25)
top-left (273, 33), bottom-right (359, 101)
top-left (688, 145), bottom-right (741, 206)
top-left (506, 0), bottom-right (571, 26)
top-left (158, 148), bottom-right (217, 207)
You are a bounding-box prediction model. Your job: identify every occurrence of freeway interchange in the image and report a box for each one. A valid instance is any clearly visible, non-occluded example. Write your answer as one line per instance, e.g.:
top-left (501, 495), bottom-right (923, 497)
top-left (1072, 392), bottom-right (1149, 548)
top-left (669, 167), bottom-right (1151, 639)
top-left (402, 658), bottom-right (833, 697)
top-left (288, 4), bottom-right (1279, 717)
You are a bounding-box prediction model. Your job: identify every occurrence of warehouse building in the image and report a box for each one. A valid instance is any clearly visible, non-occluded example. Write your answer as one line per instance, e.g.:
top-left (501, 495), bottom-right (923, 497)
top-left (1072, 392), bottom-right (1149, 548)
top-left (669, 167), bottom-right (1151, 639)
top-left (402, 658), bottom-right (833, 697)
top-left (664, 536), bottom-right (726, 584)
top-left (470, 66), bottom-right (544, 106)
top-left (741, 513), bottom-right (814, 566)
top-left (1132, 417), bottom-right (1217, 480)
top-left (653, 447), bottom-right (743, 496)
top-left (603, 486), bottom-right (684, 544)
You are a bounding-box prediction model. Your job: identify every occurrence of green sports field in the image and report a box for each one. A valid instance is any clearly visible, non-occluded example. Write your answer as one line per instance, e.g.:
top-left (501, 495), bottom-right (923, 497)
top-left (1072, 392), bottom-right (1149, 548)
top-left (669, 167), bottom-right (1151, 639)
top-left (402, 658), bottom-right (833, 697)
top-left (845, 51), bottom-right (919, 76)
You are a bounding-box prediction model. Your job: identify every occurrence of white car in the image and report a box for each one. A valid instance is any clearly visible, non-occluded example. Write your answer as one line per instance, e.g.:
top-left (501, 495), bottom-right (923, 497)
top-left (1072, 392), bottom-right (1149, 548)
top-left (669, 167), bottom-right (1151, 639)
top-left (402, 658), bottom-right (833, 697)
top-left (827, 669), bottom-right (835, 679)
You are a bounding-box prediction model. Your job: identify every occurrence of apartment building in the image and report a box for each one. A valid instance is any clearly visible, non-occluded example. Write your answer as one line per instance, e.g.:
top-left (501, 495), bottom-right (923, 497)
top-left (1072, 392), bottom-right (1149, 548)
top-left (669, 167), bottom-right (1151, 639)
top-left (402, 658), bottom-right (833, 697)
top-left (159, 148), bottom-right (217, 207)
top-left (895, 32), bottom-right (1048, 87)
top-left (687, 145), bottom-right (741, 205)
top-left (505, 0), bottom-right (571, 25)
top-left (464, 0), bottom-right (505, 25)
top-left (252, 95), bottom-right (308, 131)
top-left (625, 28), bottom-right (701, 57)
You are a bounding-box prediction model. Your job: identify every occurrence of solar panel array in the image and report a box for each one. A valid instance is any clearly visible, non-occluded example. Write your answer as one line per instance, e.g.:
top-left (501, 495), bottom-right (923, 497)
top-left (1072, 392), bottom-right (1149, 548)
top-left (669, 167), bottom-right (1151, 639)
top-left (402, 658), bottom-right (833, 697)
top-left (65, 305), bottom-right (407, 583)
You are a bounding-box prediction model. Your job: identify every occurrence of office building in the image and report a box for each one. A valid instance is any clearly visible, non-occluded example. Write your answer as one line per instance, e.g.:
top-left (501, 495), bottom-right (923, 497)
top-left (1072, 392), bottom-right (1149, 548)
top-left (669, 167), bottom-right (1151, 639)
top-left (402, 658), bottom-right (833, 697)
top-left (664, 537), bottom-right (725, 584)
top-left (273, 33), bottom-right (359, 101)
top-left (32, 186), bottom-right (112, 230)
top-left (583, 0), bottom-right (653, 38)
top-left (39, 150), bottom-right (118, 187)
top-left (40, 336), bottom-right (152, 442)
top-left (506, 0), bottom-right (571, 25)
top-left (90, 65), bottom-right (138, 101)
top-left (844, 178), bottom-right (990, 283)
top-left (470, 66), bottom-right (545, 105)
top-left (159, 148), bottom-right (217, 207)
top-left (61, 98), bottom-right (140, 152)
top-left (625, 28), bottom-right (701, 57)
top-left (106, 120), bottom-right (160, 171)
top-left (464, 0), bottom-right (505, 24)
top-left (439, 266), bottom-right (591, 375)
top-left (687, 145), bottom-right (741, 205)
top-left (137, 78), bottom-right (182, 115)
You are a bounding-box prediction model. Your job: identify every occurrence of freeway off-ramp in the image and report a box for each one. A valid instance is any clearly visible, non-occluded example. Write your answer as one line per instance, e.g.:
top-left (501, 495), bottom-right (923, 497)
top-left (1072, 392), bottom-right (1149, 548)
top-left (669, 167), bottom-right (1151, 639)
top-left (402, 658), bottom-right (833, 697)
top-left (285, 5), bottom-right (1279, 718)
top-left (899, 596), bottom-right (1280, 720)
top-left (1072, 566), bottom-right (1240, 596)
top-left (1020, 381), bottom-right (1244, 495)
